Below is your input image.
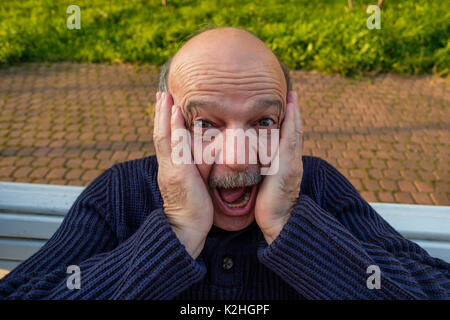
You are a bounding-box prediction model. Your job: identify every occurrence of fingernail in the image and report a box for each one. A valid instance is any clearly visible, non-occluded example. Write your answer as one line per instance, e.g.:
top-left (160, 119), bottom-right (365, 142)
top-left (287, 91), bottom-right (293, 101)
top-left (293, 91), bottom-right (297, 100)
top-left (289, 91), bottom-right (297, 100)
top-left (171, 105), bottom-right (176, 115)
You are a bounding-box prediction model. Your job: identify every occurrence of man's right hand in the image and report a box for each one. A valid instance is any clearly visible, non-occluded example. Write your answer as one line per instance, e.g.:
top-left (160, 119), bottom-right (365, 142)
top-left (153, 91), bottom-right (214, 259)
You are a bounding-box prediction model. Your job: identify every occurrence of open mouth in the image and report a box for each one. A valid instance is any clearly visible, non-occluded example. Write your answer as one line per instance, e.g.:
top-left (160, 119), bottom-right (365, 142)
top-left (213, 184), bottom-right (258, 216)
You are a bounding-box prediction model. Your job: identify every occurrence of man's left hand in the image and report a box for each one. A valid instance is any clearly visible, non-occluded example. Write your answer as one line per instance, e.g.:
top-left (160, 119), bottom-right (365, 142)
top-left (255, 90), bottom-right (303, 245)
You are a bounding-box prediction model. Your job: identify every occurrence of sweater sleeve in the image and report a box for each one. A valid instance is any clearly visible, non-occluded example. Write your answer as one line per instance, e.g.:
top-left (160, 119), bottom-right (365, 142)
top-left (257, 159), bottom-right (450, 299)
top-left (0, 167), bottom-right (206, 300)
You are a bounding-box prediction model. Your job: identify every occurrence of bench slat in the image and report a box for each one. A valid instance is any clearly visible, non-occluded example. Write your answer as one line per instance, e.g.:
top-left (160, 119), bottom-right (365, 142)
top-left (0, 182), bottom-right (84, 216)
top-left (0, 260), bottom-right (20, 271)
top-left (371, 203), bottom-right (450, 241)
top-left (0, 183), bottom-right (449, 271)
top-left (0, 238), bottom-right (46, 261)
top-left (411, 239), bottom-right (450, 263)
top-left (0, 239), bottom-right (448, 272)
top-left (0, 213), bottom-right (64, 240)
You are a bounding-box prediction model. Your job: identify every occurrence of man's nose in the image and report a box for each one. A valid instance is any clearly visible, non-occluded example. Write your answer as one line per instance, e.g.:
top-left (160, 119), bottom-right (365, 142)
top-left (221, 127), bottom-right (258, 168)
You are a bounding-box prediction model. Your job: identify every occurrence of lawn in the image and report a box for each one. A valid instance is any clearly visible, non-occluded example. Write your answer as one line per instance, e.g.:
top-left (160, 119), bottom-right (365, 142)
top-left (0, 0), bottom-right (448, 76)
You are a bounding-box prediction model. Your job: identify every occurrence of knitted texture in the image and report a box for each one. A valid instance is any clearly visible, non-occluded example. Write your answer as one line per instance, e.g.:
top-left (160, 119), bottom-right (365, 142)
top-left (1, 156), bottom-right (449, 299)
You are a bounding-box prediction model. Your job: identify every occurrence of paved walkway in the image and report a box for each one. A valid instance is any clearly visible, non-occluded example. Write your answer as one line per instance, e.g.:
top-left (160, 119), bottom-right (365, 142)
top-left (0, 63), bottom-right (449, 205)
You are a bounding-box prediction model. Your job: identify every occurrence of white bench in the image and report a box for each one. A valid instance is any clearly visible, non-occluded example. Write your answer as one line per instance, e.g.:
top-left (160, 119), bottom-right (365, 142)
top-left (0, 181), bottom-right (450, 271)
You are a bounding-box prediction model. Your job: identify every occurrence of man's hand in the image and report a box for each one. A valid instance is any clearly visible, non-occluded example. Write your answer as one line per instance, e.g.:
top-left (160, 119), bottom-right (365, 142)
top-left (255, 91), bottom-right (303, 245)
top-left (153, 92), bottom-right (214, 258)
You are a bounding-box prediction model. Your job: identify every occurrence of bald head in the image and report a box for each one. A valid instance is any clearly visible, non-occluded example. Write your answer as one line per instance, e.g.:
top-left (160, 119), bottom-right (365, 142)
top-left (158, 27), bottom-right (291, 95)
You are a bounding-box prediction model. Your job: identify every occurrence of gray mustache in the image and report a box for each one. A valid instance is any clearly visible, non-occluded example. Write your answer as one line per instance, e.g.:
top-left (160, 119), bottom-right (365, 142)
top-left (209, 170), bottom-right (262, 189)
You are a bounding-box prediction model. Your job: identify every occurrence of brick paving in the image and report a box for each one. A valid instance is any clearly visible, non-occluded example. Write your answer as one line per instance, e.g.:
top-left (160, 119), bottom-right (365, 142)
top-left (0, 63), bottom-right (449, 205)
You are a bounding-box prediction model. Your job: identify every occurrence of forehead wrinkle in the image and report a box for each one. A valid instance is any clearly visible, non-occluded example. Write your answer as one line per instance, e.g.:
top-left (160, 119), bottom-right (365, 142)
top-left (179, 73), bottom-right (285, 103)
top-left (173, 61), bottom-right (283, 88)
top-left (184, 97), bottom-right (283, 118)
top-left (184, 78), bottom-right (283, 90)
top-left (172, 57), bottom-right (286, 119)
top-left (178, 75), bottom-right (284, 93)
top-left (174, 59), bottom-right (279, 76)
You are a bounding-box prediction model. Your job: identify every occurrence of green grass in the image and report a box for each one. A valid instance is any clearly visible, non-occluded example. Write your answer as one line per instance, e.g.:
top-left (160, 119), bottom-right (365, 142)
top-left (0, 0), bottom-right (448, 76)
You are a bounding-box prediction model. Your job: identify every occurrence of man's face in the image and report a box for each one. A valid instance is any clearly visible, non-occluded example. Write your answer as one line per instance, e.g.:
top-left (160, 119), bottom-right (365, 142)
top-left (168, 29), bottom-right (287, 231)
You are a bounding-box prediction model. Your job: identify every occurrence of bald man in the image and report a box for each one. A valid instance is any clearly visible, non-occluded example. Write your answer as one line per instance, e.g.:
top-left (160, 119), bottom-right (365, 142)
top-left (1, 27), bottom-right (448, 300)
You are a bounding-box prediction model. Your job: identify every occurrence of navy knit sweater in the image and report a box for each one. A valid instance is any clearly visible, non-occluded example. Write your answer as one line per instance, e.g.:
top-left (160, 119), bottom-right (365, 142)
top-left (1, 155), bottom-right (449, 299)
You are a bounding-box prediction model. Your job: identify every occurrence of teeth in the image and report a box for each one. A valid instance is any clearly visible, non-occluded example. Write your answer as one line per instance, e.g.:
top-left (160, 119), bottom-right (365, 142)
top-left (225, 189), bottom-right (251, 208)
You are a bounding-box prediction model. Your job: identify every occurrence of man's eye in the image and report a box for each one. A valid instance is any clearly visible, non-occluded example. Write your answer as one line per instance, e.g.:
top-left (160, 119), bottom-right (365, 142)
top-left (258, 118), bottom-right (275, 127)
top-left (194, 120), bottom-right (213, 128)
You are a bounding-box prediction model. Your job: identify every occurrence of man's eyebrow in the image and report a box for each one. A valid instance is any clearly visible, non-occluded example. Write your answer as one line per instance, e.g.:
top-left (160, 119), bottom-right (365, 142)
top-left (184, 97), bottom-right (283, 115)
top-left (251, 98), bottom-right (283, 113)
top-left (184, 99), bottom-right (219, 114)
